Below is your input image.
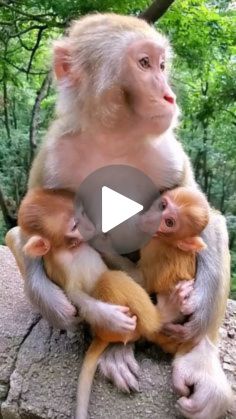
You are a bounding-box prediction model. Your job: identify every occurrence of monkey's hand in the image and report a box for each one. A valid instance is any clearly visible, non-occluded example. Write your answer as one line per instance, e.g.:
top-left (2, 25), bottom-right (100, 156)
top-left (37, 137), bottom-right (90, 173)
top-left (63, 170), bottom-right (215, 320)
top-left (162, 306), bottom-right (199, 341)
top-left (172, 338), bottom-right (233, 419)
top-left (99, 343), bottom-right (140, 392)
top-left (96, 302), bottom-right (137, 333)
top-left (158, 280), bottom-right (194, 324)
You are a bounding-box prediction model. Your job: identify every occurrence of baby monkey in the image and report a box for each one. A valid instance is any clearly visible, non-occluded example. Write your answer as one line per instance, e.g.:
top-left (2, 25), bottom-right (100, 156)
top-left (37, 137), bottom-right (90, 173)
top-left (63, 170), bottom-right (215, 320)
top-left (100, 186), bottom-right (210, 354)
top-left (18, 188), bottom-right (138, 334)
top-left (140, 186), bottom-right (210, 353)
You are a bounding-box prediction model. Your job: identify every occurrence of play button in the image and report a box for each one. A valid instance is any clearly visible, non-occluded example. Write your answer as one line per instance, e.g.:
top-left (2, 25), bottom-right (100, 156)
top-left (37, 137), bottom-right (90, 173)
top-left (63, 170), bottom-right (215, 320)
top-left (102, 187), bottom-right (143, 233)
top-left (75, 165), bottom-right (161, 254)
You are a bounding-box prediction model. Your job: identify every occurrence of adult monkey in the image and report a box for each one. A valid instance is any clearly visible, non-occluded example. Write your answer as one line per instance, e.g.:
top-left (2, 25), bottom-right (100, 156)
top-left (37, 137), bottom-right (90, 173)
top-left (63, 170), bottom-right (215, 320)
top-left (6, 14), bottom-right (231, 419)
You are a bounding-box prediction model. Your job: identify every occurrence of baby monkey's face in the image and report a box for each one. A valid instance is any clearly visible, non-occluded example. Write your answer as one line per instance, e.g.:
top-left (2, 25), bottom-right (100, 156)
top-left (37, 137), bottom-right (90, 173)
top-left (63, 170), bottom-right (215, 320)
top-left (139, 187), bottom-right (210, 241)
top-left (138, 194), bottom-right (180, 238)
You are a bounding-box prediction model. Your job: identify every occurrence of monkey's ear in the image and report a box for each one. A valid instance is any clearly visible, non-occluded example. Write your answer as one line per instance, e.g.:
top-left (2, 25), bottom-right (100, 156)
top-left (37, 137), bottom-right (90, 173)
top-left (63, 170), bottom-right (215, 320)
top-left (53, 40), bottom-right (71, 80)
top-left (177, 236), bottom-right (207, 252)
top-left (23, 235), bottom-right (51, 257)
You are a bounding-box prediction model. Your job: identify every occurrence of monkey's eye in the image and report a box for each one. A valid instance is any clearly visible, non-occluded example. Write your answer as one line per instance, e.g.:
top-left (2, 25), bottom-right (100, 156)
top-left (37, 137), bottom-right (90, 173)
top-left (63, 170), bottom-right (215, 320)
top-left (139, 56), bottom-right (150, 69)
top-left (159, 199), bottom-right (167, 211)
top-left (160, 61), bottom-right (165, 71)
top-left (165, 217), bottom-right (175, 228)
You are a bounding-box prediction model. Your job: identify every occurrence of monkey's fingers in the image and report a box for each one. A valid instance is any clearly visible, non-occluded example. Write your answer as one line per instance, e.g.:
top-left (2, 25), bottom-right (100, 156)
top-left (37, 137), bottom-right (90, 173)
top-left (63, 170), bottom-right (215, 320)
top-left (172, 366), bottom-right (191, 397)
top-left (124, 344), bottom-right (140, 378)
top-left (169, 281), bottom-right (194, 306)
top-left (181, 301), bottom-right (195, 316)
top-left (114, 310), bottom-right (137, 331)
top-left (175, 279), bottom-right (194, 290)
top-left (116, 305), bottom-right (131, 313)
top-left (176, 381), bottom-right (225, 419)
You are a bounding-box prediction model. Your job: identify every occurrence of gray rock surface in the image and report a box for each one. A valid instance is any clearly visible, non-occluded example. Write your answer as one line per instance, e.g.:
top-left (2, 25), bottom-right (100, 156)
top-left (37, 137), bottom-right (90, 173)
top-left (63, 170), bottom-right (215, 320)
top-left (0, 245), bottom-right (235, 419)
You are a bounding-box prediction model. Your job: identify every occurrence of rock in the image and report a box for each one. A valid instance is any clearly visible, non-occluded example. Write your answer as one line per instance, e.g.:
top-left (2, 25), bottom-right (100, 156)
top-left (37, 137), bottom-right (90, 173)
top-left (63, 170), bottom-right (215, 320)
top-left (0, 245), bottom-right (235, 419)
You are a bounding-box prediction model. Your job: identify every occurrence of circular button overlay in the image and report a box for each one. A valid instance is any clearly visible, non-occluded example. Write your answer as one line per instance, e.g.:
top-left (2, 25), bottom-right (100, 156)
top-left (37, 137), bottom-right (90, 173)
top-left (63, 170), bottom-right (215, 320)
top-left (75, 165), bottom-right (161, 254)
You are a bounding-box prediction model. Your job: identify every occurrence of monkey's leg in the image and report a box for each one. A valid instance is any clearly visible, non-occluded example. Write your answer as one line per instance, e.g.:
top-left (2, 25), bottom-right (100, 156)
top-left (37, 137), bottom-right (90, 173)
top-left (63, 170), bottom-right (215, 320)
top-left (5, 227), bottom-right (78, 329)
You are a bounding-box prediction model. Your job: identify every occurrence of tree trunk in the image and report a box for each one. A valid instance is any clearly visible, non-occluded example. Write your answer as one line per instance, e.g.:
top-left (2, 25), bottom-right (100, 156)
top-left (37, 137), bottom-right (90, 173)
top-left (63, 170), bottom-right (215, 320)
top-left (140, 0), bottom-right (175, 24)
top-left (0, 188), bottom-right (17, 228)
top-left (3, 74), bottom-right (11, 140)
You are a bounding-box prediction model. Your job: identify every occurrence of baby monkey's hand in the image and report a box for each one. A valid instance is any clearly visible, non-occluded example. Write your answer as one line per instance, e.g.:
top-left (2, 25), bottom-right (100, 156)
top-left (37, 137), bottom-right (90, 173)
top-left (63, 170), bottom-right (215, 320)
top-left (157, 280), bottom-right (194, 325)
top-left (96, 302), bottom-right (137, 333)
top-left (162, 280), bottom-right (201, 340)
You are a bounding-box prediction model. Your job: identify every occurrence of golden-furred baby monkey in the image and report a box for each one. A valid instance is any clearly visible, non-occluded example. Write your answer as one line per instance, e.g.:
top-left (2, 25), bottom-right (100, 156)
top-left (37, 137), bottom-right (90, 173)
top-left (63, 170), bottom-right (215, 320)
top-left (139, 187), bottom-right (210, 353)
top-left (97, 186), bottom-right (210, 353)
top-left (6, 13), bottom-right (231, 419)
top-left (17, 188), bottom-right (138, 334)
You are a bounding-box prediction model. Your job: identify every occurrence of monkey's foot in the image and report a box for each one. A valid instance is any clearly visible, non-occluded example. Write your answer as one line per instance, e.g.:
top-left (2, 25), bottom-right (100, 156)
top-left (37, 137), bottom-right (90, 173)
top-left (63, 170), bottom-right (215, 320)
top-left (172, 338), bottom-right (233, 419)
top-left (98, 343), bottom-right (140, 392)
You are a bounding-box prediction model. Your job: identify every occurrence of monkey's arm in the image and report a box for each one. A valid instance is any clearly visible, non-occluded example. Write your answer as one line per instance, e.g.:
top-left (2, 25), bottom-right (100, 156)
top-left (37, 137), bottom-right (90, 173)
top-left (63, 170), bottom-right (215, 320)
top-left (67, 288), bottom-right (137, 333)
top-left (6, 226), bottom-right (78, 329)
top-left (184, 211), bottom-right (229, 341)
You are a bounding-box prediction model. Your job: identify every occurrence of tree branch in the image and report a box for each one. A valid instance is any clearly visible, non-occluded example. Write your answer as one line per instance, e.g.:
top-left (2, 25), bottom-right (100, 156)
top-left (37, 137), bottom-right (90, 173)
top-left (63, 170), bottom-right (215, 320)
top-left (0, 0), bottom-right (56, 22)
top-left (26, 26), bottom-right (45, 78)
top-left (4, 57), bottom-right (48, 75)
top-left (29, 72), bottom-right (52, 162)
top-left (9, 25), bottom-right (47, 38)
top-left (139, 0), bottom-right (175, 23)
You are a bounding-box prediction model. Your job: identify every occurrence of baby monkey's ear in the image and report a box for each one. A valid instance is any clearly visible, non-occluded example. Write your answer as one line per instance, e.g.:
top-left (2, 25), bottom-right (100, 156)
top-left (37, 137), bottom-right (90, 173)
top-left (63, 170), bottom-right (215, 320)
top-left (177, 236), bottom-right (207, 252)
top-left (23, 235), bottom-right (51, 257)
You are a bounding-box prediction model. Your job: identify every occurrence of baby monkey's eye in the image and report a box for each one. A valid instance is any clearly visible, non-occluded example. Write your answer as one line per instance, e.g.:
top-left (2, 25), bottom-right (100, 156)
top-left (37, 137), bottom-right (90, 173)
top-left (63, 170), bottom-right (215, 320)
top-left (159, 198), bottom-right (167, 210)
top-left (165, 217), bottom-right (175, 228)
top-left (139, 56), bottom-right (150, 69)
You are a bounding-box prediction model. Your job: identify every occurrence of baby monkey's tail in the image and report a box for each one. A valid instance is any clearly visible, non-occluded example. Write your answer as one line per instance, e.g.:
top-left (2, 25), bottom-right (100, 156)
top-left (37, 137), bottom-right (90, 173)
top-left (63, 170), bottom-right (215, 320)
top-left (75, 338), bottom-right (108, 419)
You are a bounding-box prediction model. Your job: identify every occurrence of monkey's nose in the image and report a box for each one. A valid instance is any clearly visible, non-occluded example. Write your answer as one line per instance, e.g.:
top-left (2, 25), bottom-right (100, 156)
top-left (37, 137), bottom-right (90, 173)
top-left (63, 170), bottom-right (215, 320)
top-left (164, 95), bottom-right (175, 104)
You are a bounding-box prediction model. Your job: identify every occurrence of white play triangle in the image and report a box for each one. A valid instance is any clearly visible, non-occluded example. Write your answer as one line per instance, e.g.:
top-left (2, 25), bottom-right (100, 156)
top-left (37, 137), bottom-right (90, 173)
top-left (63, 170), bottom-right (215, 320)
top-left (102, 186), bottom-right (143, 233)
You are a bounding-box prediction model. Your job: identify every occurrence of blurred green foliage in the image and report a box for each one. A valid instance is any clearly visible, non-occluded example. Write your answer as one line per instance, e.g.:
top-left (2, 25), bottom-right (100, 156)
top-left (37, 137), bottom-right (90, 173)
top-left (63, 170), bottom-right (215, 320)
top-left (0, 0), bottom-right (235, 296)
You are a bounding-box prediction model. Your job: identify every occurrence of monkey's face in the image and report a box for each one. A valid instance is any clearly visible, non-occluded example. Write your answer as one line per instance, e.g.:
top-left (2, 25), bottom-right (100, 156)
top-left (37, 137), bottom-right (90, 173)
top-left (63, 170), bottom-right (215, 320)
top-left (157, 188), bottom-right (209, 239)
top-left (120, 39), bottom-right (177, 135)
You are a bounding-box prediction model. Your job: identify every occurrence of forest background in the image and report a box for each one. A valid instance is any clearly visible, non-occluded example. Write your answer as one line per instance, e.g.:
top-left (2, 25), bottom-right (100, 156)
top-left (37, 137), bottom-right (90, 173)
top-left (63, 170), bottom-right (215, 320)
top-left (0, 0), bottom-right (235, 297)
